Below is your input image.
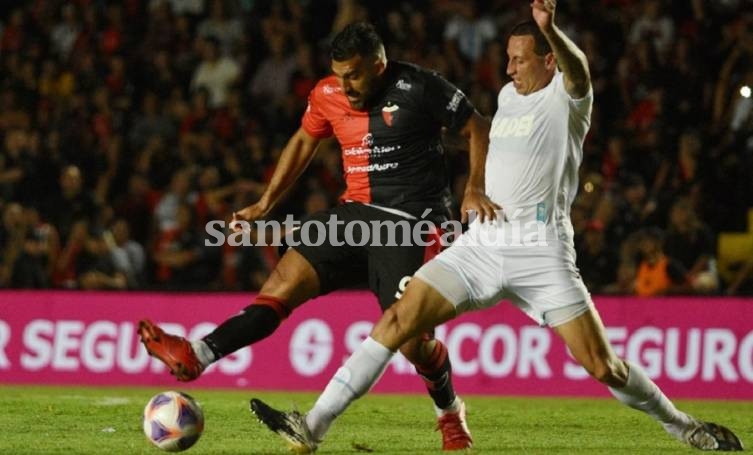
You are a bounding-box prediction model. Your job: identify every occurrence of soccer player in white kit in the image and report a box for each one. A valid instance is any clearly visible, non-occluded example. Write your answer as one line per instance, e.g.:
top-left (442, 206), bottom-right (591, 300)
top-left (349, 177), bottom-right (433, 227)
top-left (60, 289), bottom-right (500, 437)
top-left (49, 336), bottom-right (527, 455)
top-left (250, 1), bottom-right (743, 452)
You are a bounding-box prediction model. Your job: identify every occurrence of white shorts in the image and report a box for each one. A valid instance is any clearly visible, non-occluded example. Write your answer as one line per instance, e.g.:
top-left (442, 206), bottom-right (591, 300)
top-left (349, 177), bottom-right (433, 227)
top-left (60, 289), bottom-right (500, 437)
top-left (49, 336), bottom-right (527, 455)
top-left (414, 228), bottom-right (592, 327)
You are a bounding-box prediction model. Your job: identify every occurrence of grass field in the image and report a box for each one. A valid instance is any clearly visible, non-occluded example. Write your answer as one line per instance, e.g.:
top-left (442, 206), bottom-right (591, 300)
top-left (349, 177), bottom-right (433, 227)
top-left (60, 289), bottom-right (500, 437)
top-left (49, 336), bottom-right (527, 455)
top-left (0, 385), bottom-right (750, 454)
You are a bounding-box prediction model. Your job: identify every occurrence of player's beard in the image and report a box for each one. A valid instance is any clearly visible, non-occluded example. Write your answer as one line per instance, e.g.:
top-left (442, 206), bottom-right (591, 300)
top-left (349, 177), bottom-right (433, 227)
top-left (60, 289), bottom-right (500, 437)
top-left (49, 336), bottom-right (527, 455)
top-left (346, 74), bottom-right (380, 110)
top-left (346, 91), bottom-right (365, 109)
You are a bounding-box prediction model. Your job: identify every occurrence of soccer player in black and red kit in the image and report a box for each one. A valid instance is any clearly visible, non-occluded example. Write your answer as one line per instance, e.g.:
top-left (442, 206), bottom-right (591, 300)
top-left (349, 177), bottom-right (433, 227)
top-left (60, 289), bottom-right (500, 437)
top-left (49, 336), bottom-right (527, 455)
top-left (138, 22), bottom-right (499, 451)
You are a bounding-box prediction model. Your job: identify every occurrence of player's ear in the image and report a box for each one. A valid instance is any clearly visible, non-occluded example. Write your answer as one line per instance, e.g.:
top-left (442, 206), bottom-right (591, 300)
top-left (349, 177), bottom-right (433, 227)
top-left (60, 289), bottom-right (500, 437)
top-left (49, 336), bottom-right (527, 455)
top-left (544, 52), bottom-right (556, 71)
top-left (374, 58), bottom-right (386, 76)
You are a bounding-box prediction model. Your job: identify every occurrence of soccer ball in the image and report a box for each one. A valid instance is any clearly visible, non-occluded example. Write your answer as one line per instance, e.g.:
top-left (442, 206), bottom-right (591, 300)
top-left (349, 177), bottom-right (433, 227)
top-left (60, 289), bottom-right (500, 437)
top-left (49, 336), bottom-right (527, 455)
top-left (143, 391), bottom-right (204, 452)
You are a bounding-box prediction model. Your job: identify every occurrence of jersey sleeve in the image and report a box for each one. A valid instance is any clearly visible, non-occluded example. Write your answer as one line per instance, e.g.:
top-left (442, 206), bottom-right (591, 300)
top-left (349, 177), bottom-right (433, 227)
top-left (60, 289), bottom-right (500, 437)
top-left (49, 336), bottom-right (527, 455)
top-left (301, 86), bottom-right (333, 139)
top-left (553, 72), bottom-right (593, 123)
top-left (422, 72), bottom-right (475, 133)
top-left (553, 72), bottom-right (592, 140)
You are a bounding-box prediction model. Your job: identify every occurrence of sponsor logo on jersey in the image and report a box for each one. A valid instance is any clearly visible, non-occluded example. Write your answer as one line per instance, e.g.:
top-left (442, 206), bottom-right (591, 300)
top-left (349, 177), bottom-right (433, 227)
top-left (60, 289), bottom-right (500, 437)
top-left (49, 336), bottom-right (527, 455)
top-left (322, 84), bottom-right (341, 95)
top-left (362, 133), bottom-right (374, 147)
top-left (446, 89), bottom-right (464, 112)
top-left (382, 104), bottom-right (399, 127)
top-left (345, 162), bottom-right (399, 173)
top-left (490, 114), bottom-right (534, 138)
top-left (396, 79), bottom-right (412, 91)
top-left (344, 144), bottom-right (401, 156)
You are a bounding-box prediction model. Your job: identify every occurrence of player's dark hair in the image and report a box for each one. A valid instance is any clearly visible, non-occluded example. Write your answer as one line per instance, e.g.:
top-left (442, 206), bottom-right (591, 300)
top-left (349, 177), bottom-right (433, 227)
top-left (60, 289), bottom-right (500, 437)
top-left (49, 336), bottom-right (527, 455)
top-left (509, 21), bottom-right (552, 56)
top-left (330, 22), bottom-right (383, 61)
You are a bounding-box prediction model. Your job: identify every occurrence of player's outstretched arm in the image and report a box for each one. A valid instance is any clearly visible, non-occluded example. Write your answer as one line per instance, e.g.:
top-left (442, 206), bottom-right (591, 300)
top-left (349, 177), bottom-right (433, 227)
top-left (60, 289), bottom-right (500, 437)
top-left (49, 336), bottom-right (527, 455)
top-left (459, 111), bottom-right (501, 223)
top-left (532, 0), bottom-right (591, 98)
top-left (232, 127), bottom-right (321, 229)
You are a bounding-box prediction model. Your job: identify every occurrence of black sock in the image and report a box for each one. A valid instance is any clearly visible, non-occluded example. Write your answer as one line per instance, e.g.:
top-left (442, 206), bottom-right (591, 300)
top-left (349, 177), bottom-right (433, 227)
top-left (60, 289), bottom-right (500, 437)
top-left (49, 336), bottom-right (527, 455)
top-left (202, 304), bottom-right (282, 360)
top-left (416, 340), bottom-right (456, 410)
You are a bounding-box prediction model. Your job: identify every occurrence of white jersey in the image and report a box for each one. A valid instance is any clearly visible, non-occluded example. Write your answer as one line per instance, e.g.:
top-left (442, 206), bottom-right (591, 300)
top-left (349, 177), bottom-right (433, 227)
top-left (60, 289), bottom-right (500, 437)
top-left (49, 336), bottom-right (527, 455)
top-left (485, 72), bottom-right (592, 245)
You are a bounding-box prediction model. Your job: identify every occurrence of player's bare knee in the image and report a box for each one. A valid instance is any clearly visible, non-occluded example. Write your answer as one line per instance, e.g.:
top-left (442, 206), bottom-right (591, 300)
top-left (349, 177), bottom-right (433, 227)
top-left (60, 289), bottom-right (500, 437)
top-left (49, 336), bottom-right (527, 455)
top-left (373, 306), bottom-right (413, 350)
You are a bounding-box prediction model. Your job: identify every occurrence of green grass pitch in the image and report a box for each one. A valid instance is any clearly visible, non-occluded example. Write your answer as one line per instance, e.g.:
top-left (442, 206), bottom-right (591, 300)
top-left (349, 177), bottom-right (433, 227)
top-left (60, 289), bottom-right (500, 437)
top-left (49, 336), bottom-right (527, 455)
top-left (0, 385), bottom-right (750, 454)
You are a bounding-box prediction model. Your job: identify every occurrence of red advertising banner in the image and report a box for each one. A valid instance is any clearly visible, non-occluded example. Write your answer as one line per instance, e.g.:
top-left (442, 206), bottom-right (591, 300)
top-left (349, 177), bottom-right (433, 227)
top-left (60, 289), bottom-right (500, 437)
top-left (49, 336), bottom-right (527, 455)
top-left (1, 291), bottom-right (752, 399)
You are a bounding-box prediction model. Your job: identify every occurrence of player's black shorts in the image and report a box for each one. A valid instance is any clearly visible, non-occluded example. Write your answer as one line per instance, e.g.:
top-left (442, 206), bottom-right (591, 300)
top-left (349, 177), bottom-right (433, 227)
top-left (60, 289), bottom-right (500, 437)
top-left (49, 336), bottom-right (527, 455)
top-left (289, 202), bottom-right (443, 311)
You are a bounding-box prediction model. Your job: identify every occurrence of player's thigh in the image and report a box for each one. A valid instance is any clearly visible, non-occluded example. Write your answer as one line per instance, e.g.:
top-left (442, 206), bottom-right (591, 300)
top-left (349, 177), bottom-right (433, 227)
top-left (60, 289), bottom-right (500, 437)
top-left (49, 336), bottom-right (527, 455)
top-left (258, 248), bottom-right (321, 309)
top-left (414, 238), bottom-right (506, 314)
top-left (283, 205), bottom-right (367, 303)
top-left (504, 243), bottom-right (592, 326)
top-left (369, 240), bottom-right (426, 310)
top-left (361, 206), bottom-right (430, 309)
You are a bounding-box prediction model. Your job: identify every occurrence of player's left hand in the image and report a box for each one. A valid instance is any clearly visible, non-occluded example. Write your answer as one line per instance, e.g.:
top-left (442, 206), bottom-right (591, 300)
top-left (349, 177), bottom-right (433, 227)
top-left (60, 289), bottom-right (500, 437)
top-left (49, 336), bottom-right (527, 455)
top-left (531, 0), bottom-right (556, 30)
top-left (461, 187), bottom-right (502, 224)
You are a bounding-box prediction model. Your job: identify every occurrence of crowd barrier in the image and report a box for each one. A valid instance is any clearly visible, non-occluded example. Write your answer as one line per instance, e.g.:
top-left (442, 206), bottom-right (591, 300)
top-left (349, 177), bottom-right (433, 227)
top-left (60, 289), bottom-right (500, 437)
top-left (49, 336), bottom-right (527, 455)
top-left (1, 291), bottom-right (752, 399)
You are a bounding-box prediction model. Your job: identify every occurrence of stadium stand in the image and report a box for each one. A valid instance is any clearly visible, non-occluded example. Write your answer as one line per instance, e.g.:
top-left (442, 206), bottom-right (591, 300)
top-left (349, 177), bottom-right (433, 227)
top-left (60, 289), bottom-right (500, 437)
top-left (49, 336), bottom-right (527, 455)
top-left (0, 0), bottom-right (751, 294)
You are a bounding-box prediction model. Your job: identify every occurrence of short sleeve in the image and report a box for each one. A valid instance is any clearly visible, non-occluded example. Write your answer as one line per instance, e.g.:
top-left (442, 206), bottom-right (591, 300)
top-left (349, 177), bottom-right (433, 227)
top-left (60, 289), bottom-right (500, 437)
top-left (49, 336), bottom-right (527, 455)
top-left (301, 87), bottom-right (333, 138)
top-left (553, 72), bottom-right (592, 136)
top-left (569, 87), bottom-right (593, 121)
top-left (423, 72), bottom-right (475, 133)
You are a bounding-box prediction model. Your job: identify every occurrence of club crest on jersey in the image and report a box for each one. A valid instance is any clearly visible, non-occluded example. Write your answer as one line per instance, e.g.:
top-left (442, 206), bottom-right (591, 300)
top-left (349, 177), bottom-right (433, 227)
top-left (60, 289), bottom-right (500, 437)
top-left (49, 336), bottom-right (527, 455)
top-left (382, 104), bottom-right (399, 127)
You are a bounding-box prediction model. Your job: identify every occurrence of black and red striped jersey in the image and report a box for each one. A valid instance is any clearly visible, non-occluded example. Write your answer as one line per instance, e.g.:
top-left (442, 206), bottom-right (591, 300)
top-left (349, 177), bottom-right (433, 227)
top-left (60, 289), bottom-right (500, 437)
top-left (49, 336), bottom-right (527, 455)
top-left (302, 61), bottom-right (475, 220)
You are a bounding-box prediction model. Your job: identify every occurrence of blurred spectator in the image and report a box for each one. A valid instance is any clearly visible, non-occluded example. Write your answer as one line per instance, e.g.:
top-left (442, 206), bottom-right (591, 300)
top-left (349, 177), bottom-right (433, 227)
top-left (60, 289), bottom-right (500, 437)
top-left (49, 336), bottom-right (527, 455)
top-left (130, 92), bottom-right (177, 151)
top-left (197, 0), bottom-right (244, 55)
top-left (664, 198), bottom-right (718, 294)
top-left (150, 0), bottom-right (205, 17)
top-left (0, 203), bottom-right (26, 286)
top-left (152, 203), bottom-right (221, 288)
top-left (628, 0), bottom-right (675, 58)
top-left (576, 220), bottom-right (618, 293)
top-left (602, 261), bottom-right (637, 295)
top-left (0, 129), bottom-right (32, 203)
top-left (250, 33), bottom-right (297, 116)
top-left (108, 218), bottom-right (146, 289)
top-left (634, 227), bottom-right (689, 296)
top-left (191, 36), bottom-right (240, 108)
top-left (443, 1), bottom-right (497, 64)
top-left (604, 174), bottom-right (655, 245)
top-left (651, 131), bottom-right (704, 212)
top-left (50, 4), bottom-right (80, 60)
top-left (1, 9), bottom-right (24, 53)
top-left (154, 168), bottom-right (195, 232)
top-left (46, 165), bottom-right (98, 287)
top-left (331, 0), bottom-right (368, 35)
top-left (16, 206), bottom-right (59, 288)
top-left (114, 174), bottom-right (158, 246)
top-left (77, 230), bottom-right (128, 290)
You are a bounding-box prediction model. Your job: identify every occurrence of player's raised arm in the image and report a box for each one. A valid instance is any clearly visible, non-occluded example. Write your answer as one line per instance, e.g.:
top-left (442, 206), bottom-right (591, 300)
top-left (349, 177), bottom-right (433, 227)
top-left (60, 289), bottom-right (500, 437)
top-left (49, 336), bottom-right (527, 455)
top-left (532, 0), bottom-right (591, 98)
top-left (458, 111), bottom-right (501, 223)
top-left (232, 127), bottom-right (320, 227)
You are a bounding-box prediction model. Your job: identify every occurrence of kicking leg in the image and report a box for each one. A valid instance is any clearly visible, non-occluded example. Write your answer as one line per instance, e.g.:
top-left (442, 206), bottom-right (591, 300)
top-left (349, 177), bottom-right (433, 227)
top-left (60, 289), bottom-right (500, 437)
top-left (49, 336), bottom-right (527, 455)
top-left (251, 277), bottom-right (456, 453)
top-left (139, 248), bottom-right (319, 380)
top-left (553, 306), bottom-right (743, 451)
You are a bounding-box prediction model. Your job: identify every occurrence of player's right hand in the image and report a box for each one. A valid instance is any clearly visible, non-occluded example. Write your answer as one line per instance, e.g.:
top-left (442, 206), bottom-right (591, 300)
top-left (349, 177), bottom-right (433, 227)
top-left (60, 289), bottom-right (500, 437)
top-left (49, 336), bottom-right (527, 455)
top-left (230, 202), bottom-right (270, 233)
top-left (461, 187), bottom-right (503, 224)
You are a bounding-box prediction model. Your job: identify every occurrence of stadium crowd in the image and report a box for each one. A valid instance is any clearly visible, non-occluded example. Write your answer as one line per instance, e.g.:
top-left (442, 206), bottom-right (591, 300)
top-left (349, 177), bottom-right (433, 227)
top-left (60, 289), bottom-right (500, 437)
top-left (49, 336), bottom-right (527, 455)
top-left (0, 0), bottom-right (752, 294)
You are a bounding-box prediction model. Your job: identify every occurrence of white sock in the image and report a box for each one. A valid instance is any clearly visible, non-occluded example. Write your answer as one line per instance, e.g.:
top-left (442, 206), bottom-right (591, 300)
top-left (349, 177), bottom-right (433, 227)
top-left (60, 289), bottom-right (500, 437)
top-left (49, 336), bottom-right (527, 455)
top-left (305, 337), bottom-right (394, 441)
top-left (608, 362), bottom-right (694, 440)
top-left (435, 396), bottom-right (461, 417)
top-left (190, 340), bottom-right (216, 368)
